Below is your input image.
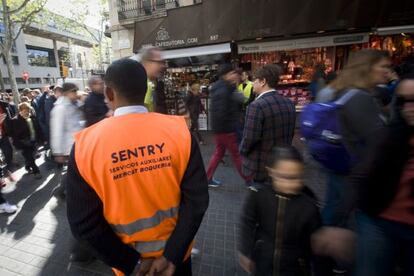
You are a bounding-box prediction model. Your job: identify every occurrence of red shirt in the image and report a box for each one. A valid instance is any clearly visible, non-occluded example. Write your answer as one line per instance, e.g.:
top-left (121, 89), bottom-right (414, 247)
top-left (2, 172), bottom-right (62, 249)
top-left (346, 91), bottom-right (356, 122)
top-left (381, 136), bottom-right (414, 226)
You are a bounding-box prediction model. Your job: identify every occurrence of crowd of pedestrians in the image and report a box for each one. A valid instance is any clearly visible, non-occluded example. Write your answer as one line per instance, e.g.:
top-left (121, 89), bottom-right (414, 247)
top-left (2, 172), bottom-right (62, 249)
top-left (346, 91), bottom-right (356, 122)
top-left (0, 46), bottom-right (412, 276)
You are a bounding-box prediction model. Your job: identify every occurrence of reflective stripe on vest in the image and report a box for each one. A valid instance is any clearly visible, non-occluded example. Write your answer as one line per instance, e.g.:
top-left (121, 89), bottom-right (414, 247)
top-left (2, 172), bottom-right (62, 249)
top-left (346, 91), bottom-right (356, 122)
top-left (111, 206), bottom-right (178, 235)
top-left (135, 240), bottom-right (166, 253)
top-left (238, 81), bottom-right (253, 103)
top-left (74, 113), bottom-right (192, 260)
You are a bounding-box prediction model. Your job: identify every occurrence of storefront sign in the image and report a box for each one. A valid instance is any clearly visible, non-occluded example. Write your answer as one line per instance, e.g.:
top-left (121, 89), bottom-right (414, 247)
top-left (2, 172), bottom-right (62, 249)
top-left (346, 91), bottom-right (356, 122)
top-left (134, 2), bottom-right (236, 51)
top-left (134, 0), bottom-right (413, 52)
top-left (238, 34), bottom-right (369, 54)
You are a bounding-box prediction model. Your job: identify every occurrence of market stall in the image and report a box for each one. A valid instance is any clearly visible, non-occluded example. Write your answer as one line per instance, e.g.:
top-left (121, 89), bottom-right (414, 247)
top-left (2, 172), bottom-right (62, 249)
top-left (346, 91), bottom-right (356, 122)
top-left (238, 33), bottom-right (369, 111)
top-left (161, 43), bottom-right (232, 130)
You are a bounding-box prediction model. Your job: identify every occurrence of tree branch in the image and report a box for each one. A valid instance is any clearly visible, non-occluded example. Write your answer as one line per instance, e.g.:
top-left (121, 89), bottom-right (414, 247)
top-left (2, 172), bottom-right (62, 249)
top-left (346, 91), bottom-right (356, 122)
top-left (12, 3), bottom-right (46, 43)
top-left (79, 23), bottom-right (101, 43)
top-left (8, 0), bottom-right (31, 14)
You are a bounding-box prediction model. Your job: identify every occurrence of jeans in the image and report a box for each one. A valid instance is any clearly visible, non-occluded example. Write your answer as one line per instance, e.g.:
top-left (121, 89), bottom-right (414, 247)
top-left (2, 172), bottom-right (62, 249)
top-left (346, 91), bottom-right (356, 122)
top-left (321, 171), bottom-right (348, 227)
top-left (355, 212), bottom-right (414, 276)
top-left (206, 133), bottom-right (251, 182)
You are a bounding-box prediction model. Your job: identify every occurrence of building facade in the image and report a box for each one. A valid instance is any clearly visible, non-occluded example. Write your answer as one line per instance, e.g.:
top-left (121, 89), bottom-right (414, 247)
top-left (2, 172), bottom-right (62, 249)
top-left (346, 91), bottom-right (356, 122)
top-left (0, 14), bottom-right (111, 91)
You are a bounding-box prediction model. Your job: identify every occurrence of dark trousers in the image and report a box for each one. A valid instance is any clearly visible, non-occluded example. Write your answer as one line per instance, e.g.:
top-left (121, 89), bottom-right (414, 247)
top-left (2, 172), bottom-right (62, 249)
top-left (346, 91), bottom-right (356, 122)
top-left (21, 143), bottom-right (39, 173)
top-left (0, 137), bottom-right (13, 170)
top-left (321, 171), bottom-right (348, 227)
top-left (174, 258), bottom-right (192, 276)
top-left (355, 212), bottom-right (414, 276)
top-left (190, 116), bottom-right (204, 143)
top-left (0, 167), bottom-right (6, 204)
top-left (206, 133), bottom-right (251, 182)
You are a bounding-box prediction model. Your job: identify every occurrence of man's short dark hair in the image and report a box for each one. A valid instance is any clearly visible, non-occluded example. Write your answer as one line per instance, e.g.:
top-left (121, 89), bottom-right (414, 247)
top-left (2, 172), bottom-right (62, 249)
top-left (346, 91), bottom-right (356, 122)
top-left (62, 83), bottom-right (78, 94)
top-left (104, 58), bottom-right (147, 104)
top-left (217, 64), bottom-right (234, 78)
top-left (139, 46), bottom-right (161, 63)
top-left (88, 75), bottom-right (102, 87)
top-left (254, 64), bottom-right (282, 89)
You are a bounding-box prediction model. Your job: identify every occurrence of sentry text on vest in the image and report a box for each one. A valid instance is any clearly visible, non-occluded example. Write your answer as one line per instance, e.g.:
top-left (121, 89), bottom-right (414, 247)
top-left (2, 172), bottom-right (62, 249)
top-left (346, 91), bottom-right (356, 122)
top-left (111, 143), bottom-right (165, 163)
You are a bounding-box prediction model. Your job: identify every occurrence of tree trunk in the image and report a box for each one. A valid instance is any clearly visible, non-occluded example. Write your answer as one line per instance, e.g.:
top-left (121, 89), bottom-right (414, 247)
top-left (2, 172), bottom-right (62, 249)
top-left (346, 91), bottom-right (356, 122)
top-left (4, 50), bottom-right (20, 105)
top-left (98, 44), bottom-right (103, 71)
top-left (0, 67), bottom-right (5, 92)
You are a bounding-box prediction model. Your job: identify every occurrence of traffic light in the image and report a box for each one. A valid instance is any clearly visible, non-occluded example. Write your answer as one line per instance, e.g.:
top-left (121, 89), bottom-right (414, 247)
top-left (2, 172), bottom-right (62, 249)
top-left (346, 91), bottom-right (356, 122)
top-left (59, 61), bottom-right (68, 78)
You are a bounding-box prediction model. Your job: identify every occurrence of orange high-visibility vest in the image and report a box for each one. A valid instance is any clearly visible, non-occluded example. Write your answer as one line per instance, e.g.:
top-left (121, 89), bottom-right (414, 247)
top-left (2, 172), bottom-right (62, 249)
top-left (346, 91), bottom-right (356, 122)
top-left (74, 112), bottom-right (192, 276)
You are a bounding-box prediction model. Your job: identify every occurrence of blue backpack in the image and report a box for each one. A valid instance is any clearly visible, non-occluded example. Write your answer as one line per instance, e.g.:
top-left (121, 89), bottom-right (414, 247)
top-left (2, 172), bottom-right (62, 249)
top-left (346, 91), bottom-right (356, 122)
top-left (300, 90), bottom-right (358, 174)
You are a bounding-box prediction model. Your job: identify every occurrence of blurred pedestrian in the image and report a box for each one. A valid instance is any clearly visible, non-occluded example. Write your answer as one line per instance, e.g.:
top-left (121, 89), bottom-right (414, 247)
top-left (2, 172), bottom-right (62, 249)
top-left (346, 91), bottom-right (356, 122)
top-left (0, 98), bottom-right (14, 169)
top-left (309, 64), bottom-right (327, 100)
top-left (6, 94), bottom-right (17, 118)
top-left (345, 75), bottom-right (414, 276)
top-left (43, 86), bottom-right (60, 152)
top-left (240, 64), bottom-right (296, 185)
top-left (239, 147), bottom-right (328, 276)
top-left (139, 46), bottom-right (166, 112)
top-left (36, 86), bottom-right (51, 145)
top-left (185, 82), bottom-right (205, 145)
top-left (66, 58), bottom-right (208, 276)
top-left (206, 64), bottom-right (252, 187)
top-left (50, 82), bottom-right (91, 263)
top-left (21, 88), bottom-right (38, 115)
top-left (83, 75), bottom-right (109, 127)
top-left (8, 103), bottom-right (42, 179)
top-left (50, 82), bottom-right (84, 197)
top-left (315, 49), bottom-right (390, 227)
top-left (0, 153), bottom-right (17, 214)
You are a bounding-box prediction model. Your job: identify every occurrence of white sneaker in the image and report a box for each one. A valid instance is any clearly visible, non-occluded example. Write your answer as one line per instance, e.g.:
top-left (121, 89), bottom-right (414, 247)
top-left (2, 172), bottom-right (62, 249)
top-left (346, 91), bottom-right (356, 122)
top-left (0, 202), bottom-right (18, 214)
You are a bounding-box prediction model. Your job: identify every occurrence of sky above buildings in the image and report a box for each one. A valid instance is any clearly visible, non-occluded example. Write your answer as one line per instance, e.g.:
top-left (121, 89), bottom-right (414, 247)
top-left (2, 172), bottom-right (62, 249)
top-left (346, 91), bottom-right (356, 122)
top-left (45, 0), bottom-right (105, 29)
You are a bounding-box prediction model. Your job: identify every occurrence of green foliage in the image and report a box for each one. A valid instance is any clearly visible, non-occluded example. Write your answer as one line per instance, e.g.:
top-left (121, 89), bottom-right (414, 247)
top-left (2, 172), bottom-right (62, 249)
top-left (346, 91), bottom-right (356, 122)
top-left (8, 0), bottom-right (47, 24)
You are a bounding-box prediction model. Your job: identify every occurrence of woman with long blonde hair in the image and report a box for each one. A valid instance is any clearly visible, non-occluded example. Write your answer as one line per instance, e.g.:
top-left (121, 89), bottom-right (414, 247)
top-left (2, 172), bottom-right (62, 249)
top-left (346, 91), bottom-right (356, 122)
top-left (317, 49), bottom-right (391, 227)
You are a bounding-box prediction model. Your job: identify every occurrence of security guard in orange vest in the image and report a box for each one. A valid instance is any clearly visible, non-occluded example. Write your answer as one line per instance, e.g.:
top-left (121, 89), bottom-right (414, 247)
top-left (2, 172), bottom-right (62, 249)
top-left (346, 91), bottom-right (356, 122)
top-left (66, 59), bottom-right (209, 276)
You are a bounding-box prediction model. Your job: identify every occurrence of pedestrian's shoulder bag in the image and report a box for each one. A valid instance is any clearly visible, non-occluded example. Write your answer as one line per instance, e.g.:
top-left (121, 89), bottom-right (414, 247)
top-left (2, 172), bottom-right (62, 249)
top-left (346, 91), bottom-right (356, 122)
top-left (300, 89), bottom-right (359, 174)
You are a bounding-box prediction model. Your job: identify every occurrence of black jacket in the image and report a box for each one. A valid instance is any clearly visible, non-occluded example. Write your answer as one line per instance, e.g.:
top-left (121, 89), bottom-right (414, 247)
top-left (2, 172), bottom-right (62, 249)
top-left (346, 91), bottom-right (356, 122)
top-left (83, 92), bottom-right (109, 127)
top-left (209, 80), bottom-right (244, 134)
top-left (239, 185), bottom-right (321, 276)
top-left (348, 121), bottom-right (414, 216)
top-left (7, 115), bottom-right (42, 149)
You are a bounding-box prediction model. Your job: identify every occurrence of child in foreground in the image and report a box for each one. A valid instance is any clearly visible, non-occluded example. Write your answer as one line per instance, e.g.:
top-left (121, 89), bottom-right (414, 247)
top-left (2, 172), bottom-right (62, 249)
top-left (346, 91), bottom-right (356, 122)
top-left (238, 146), bottom-right (328, 276)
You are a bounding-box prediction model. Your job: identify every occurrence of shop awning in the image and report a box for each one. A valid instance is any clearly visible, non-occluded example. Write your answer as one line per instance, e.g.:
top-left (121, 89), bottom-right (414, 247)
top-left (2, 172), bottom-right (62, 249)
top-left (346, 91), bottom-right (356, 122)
top-left (162, 43), bottom-right (231, 59)
top-left (238, 33), bottom-right (369, 54)
top-left (376, 25), bottom-right (414, 35)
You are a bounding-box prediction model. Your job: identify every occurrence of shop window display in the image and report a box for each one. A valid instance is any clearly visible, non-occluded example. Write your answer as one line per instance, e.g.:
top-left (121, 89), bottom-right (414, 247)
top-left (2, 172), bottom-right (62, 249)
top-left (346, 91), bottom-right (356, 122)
top-left (240, 47), bottom-right (335, 110)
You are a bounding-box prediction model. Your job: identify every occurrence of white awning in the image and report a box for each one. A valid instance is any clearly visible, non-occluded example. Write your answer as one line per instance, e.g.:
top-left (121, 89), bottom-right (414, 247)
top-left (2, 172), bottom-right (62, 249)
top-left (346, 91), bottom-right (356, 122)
top-left (162, 43), bottom-right (231, 60)
top-left (376, 25), bottom-right (414, 35)
top-left (238, 33), bottom-right (369, 54)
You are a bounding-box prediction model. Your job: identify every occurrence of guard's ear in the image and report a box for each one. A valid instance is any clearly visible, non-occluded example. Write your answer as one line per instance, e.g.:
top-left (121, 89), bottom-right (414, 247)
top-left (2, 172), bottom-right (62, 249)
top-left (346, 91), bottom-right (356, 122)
top-left (104, 86), bottom-right (114, 102)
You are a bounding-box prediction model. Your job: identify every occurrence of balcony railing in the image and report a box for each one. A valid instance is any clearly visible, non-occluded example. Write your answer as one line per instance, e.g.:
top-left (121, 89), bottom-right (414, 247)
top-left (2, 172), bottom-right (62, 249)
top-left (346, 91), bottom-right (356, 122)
top-left (117, 0), bottom-right (202, 22)
top-left (117, 0), bottom-right (174, 22)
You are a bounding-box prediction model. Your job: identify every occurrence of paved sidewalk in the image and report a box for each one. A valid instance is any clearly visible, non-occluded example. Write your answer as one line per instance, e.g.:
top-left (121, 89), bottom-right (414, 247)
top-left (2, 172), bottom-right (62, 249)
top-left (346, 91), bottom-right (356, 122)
top-left (0, 132), bottom-right (326, 276)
